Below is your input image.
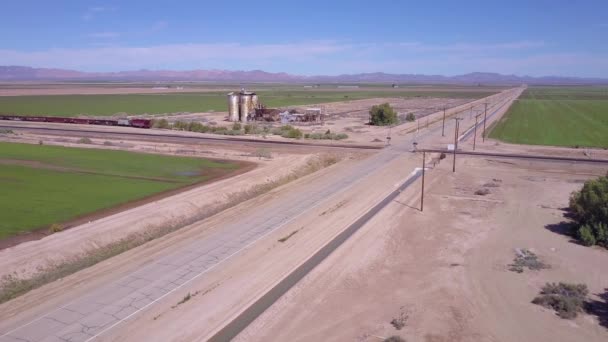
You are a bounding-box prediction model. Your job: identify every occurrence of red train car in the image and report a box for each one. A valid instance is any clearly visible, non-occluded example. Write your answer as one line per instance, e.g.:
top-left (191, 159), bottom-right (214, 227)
top-left (0, 115), bottom-right (151, 129)
top-left (128, 118), bottom-right (153, 128)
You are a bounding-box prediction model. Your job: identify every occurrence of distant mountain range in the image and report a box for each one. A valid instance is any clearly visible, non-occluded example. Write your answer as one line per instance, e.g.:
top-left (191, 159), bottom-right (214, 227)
top-left (1, 66), bottom-right (606, 85)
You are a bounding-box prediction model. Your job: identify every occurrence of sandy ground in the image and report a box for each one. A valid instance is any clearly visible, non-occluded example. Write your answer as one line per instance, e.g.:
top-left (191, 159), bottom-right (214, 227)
top-left (237, 156), bottom-right (608, 342)
top-left (0, 132), bottom-right (354, 280)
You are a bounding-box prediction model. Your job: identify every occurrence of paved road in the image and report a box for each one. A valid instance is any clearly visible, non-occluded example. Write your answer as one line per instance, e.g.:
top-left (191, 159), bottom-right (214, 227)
top-left (0, 89), bottom-right (521, 342)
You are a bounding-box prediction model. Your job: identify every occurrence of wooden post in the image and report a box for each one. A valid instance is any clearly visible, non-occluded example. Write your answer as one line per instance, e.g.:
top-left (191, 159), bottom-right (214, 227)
top-left (441, 107), bottom-right (446, 137)
top-left (453, 118), bottom-right (460, 172)
top-left (473, 114), bottom-right (481, 150)
top-left (421, 151), bottom-right (425, 212)
top-left (483, 102), bottom-right (488, 142)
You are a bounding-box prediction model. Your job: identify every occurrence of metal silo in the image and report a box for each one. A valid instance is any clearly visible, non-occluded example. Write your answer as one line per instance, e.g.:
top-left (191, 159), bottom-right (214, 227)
top-left (227, 92), bottom-right (240, 122)
top-left (239, 93), bottom-right (251, 122)
top-left (251, 94), bottom-right (259, 110)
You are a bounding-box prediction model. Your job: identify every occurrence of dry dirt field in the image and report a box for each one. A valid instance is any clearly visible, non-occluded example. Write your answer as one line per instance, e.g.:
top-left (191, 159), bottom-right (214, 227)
top-left (236, 156), bottom-right (608, 342)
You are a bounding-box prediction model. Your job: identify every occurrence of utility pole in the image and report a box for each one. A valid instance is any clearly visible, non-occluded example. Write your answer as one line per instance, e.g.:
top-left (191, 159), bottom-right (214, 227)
top-left (421, 151), bottom-right (425, 212)
top-left (473, 114), bottom-right (482, 150)
top-left (441, 106), bottom-right (446, 137)
top-left (482, 102), bottom-right (488, 142)
top-left (453, 117), bottom-right (462, 172)
top-left (417, 119), bottom-right (420, 134)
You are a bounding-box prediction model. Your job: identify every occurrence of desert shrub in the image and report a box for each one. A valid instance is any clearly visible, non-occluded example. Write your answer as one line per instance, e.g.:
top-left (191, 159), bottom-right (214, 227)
top-left (532, 282), bottom-right (588, 319)
top-left (306, 133), bottom-right (323, 139)
top-left (187, 122), bottom-right (204, 132)
top-left (48, 223), bottom-right (64, 234)
top-left (153, 118), bottom-right (169, 129)
top-left (248, 124), bottom-right (264, 135)
top-left (254, 148), bottom-right (272, 160)
top-left (384, 336), bottom-right (406, 342)
top-left (77, 137), bottom-right (92, 144)
top-left (211, 126), bottom-right (228, 133)
top-left (508, 249), bottom-right (550, 273)
top-left (569, 174), bottom-right (608, 247)
top-left (305, 132), bottom-right (348, 140)
top-left (369, 103), bottom-right (398, 126)
top-left (405, 112), bottom-right (416, 122)
top-left (172, 121), bottom-right (189, 131)
top-left (38, 140), bottom-right (43, 145)
top-left (475, 188), bottom-right (490, 196)
top-left (244, 124), bottom-right (255, 134)
top-left (232, 122), bottom-right (242, 131)
top-left (103, 141), bottom-right (113, 146)
top-left (0, 129), bottom-right (14, 134)
top-left (578, 224), bottom-right (596, 246)
top-left (335, 133), bottom-right (348, 140)
top-left (222, 129), bottom-right (242, 136)
top-left (282, 127), bottom-right (303, 139)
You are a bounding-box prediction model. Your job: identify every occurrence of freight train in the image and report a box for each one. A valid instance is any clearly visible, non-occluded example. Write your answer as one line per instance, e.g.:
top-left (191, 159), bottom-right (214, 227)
top-left (0, 115), bottom-right (152, 128)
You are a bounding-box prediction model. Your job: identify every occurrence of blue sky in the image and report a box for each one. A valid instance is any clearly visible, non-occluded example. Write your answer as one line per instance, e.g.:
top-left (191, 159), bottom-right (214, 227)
top-left (1, 0), bottom-right (607, 77)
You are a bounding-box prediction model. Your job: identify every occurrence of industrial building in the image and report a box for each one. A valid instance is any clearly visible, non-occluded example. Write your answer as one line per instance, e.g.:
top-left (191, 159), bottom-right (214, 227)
top-left (228, 90), bottom-right (325, 123)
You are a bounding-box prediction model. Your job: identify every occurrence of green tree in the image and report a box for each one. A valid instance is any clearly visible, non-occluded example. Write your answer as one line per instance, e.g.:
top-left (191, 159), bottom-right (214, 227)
top-left (369, 103), bottom-right (398, 126)
top-left (569, 174), bottom-right (608, 247)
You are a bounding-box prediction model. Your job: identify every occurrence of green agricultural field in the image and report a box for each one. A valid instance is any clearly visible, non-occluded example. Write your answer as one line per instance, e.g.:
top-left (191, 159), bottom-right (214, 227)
top-left (0, 88), bottom-right (498, 116)
top-left (0, 142), bottom-right (240, 239)
top-left (489, 87), bottom-right (608, 148)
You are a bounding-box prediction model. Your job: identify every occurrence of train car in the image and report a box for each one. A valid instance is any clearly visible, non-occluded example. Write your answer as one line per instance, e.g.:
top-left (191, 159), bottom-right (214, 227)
top-left (0, 115), bottom-right (151, 129)
top-left (0, 115), bottom-right (24, 121)
top-left (89, 119), bottom-right (118, 126)
top-left (117, 119), bottom-right (130, 126)
top-left (129, 118), bottom-right (152, 128)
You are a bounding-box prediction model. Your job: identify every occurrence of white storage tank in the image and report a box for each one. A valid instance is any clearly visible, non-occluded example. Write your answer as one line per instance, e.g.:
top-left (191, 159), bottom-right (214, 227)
top-left (227, 92), bottom-right (240, 122)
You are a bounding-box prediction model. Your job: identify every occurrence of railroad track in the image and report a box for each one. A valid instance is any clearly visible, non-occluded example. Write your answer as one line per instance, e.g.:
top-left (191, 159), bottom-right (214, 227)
top-left (0, 124), bottom-right (383, 150)
top-left (421, 149), bottom-right (608, 164)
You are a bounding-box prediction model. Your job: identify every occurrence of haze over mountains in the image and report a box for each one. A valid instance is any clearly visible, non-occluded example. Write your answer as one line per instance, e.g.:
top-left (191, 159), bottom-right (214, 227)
top-left (1, 66), bottom-right (606, 85)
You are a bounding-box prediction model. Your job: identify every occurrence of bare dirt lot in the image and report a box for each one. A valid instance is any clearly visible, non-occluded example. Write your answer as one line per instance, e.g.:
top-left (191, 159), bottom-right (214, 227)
top-left (237, 156), bottom-right (608, 342)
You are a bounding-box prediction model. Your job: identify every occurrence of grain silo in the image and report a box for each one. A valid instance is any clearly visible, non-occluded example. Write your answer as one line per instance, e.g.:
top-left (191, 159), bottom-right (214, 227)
top-left (239, 92), bottom-right (252, 122)
top-left (227, 92), bottom-right (240, 122)
top-left (251, 94), bottom-right (259, 111)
